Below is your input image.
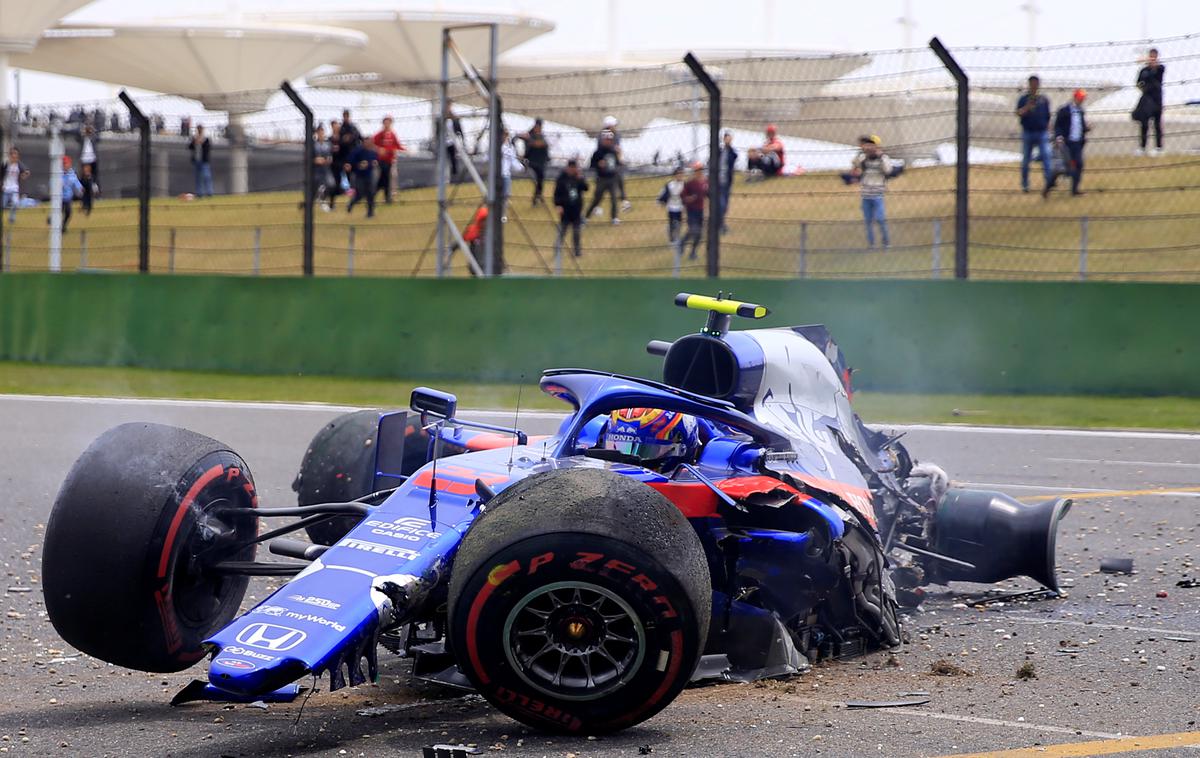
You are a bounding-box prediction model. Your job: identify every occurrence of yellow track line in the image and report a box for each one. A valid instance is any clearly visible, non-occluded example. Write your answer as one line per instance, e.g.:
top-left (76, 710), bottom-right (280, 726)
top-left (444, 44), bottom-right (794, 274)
top-left (1021, 485), bottom-right (1200, 502)
top-left (940, 730), bottom-right (1200, 757)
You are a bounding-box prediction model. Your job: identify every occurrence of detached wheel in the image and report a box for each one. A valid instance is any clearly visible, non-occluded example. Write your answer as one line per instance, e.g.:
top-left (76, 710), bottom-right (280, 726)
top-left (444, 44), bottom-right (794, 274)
top-left (294, 410), bottom-right (462, 545)
top-left (448, 468), bottom-right (711, 734)
top-left (42, 423), bottom-right (258, 672)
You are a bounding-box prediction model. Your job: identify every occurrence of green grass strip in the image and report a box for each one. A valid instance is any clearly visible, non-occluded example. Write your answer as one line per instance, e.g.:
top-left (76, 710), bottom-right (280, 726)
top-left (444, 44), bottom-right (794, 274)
top-left (1, 361), bottom-right (1197, 430)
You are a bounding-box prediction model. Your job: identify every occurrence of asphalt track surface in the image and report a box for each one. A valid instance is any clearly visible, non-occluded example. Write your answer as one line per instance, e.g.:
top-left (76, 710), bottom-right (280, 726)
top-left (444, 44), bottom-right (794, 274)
top-left (0, 395), bottom-right (1198, 758)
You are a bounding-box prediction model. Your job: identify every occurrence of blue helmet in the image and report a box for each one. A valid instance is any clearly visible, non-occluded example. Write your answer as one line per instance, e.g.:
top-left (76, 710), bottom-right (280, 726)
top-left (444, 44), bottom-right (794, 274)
top-left (601, 408), bottom-right (700, 471)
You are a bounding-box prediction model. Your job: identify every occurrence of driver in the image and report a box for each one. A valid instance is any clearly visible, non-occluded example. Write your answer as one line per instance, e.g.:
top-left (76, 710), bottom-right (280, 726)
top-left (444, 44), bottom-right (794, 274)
top-left (598, 408), bottom-right (700, 472)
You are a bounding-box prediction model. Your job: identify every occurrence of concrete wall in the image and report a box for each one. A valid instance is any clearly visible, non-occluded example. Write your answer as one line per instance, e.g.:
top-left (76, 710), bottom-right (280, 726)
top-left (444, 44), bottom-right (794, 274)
top-left (1, 273), bottom-right (1196, 396)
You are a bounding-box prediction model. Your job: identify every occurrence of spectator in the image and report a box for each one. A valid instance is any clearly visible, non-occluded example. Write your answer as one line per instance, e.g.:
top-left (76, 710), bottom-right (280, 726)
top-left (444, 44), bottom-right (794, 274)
top-left (746, 124), bottom-right (785, 180)
top-left (680, 162), bottom-right (708, 261)
top-left (188, 125), bottom-right (213, 198)
top-left (553, 158), bottom-right (589, 258)
top-left (372, 115), bottom-right (404, 203)
top-left (312, 124), bottom-right (335, 210)
top-left (339, 109), bottom-right (363, 158)
top-left (1134, 48), bottom-right (1165, 156)
top-left (329, 120), bottom-right (346, 207)
top-left (443, 103), bottom-right (465, 179)
top-left (77, 124), bottom-right (100, 215)
top-left (586, 130), bottom-right (621, 224)
top-left (80, 164), bottom-right (95, 215)
top-left (1015, 75), bottom-right (1052, 194)
top-left (2, 148), bottom-right (29, 223)
top-left (600, 115), bottom-right (632, 212)
top-left (718, 130), bottom-right (737, 232)
top-left (54, 156), bottom-right (84, 233)
top-left (656, 166), bottom-right (686, 247)
top-left (851, 135), bottom-right (893, 249)
top-left (180, 115), bottom-right (191, 138)
top-left (1048, 89), bottom-right (1090, 197)
top-left (499, 128), bottom-right (523, 219)
top-left (517, 118), bottom-right (550, 205)
top-left (462, 203), bottom-right (488, 267)
top-left (345, 140), bottom-right (379, 218)
top-left (109, 112), bottom-right (120, 133)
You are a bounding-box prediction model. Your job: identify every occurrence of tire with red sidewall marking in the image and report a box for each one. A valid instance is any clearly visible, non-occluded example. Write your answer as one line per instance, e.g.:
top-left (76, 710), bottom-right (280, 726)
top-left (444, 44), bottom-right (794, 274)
top-left (42, 423), bottom-right (257, 673)
top-left (448, 468), bottom-right (710, 734)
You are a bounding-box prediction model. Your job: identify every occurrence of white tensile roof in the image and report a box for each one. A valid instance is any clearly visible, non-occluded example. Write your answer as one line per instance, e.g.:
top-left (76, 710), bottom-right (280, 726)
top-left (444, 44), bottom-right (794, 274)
top-left (0, 0), bottom-right (92, 51)
top-left (244, 7), bottom-right (555, 82)
top-left (9, 20), bottom-right (368, 112)
top-left (311, 49), bottom-right (872, 133)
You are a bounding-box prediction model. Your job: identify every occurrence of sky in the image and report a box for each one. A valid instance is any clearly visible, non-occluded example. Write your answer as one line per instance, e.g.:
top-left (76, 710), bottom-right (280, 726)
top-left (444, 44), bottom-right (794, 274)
top-left (11, 0), bottom-right (1199, 106)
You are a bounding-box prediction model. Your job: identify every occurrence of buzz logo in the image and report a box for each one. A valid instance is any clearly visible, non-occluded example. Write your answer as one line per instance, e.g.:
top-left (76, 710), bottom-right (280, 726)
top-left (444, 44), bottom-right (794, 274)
top-left (235, 623), bottom-right (307, 652)
top-left (287, 594), bottom-right (341, 611)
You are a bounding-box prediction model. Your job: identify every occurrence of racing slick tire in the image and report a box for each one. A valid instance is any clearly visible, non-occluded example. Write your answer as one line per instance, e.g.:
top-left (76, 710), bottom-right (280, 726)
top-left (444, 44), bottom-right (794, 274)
top-left (42, 423), bottom-right (258, 673)
top-left (295, 410), bottom-right (458, 545)
top-left (448, 468), bottom-right (711, 734)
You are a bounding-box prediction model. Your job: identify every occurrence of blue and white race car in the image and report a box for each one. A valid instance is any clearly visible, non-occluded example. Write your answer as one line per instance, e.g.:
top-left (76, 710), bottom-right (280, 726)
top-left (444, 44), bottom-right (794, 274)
top-left (42, 293), bottom-right (1071, 734)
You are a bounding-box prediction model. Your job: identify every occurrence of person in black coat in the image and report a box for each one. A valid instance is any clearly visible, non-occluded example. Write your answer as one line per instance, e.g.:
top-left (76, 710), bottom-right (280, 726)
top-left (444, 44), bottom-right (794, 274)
top-left (1047, 89), bottom-right (1090, 197)
top-left (553, 159), bottom-right (589, 258)
top-left (1133, 48), bottom-right (1165, 154)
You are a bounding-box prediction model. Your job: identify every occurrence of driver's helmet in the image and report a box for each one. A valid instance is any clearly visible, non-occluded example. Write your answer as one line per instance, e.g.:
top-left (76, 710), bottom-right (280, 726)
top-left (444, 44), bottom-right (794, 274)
top-left (600, 408), bottom-right (699, 470)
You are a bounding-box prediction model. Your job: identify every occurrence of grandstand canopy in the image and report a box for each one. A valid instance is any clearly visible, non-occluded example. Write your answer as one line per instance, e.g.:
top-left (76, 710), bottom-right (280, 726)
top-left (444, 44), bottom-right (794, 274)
top-left (249, 7), bottom-right (554, 83)
top-left (312, 50), bottom-right (871, 134)
top-left (0, 0), bottom-right (91, 52)
top-left (10, 21), bottom-right (368, 112)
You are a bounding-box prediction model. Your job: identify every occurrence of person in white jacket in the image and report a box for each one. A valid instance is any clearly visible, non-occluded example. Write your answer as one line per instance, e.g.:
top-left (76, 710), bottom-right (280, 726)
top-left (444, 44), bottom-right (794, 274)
top-left (499, 129), bottom-right (523, 222)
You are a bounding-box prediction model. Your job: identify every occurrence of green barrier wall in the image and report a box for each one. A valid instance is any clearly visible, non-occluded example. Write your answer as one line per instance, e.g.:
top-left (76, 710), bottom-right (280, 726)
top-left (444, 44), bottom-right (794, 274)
top-left (1, 273), bottom-right (1197, 395)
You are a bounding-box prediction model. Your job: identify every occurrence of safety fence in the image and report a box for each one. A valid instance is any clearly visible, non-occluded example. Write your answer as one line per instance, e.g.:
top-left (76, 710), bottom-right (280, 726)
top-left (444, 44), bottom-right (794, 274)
top-left (3, 31), bottom-right (1200, 280)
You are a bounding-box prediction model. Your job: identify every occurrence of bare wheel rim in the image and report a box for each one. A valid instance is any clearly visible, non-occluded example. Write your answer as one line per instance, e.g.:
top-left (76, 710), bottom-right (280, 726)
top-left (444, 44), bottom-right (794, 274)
top-left (502, 580), bottom-right (647, 702)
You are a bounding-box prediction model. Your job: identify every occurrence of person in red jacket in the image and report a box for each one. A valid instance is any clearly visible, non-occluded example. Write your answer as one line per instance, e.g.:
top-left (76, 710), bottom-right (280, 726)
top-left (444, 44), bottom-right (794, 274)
top-left (462, 203), bottom-right (488, 273)
top-left (680, 162), bottom-right (708, 261)
top-left (746, 124), bottom-right (785, 180)
top-left (372, 116), bottom-right (405, 204)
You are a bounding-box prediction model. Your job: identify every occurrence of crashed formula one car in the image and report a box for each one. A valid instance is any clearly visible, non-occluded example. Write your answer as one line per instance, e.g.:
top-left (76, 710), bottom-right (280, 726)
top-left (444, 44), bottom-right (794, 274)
top-left (42, 293), bottom-right (1071, 734)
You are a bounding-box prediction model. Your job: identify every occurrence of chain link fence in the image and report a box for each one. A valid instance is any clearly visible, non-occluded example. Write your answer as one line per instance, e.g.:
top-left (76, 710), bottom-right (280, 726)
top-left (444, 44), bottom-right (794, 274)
top-left (3, 31), bottom-right (1199, 280)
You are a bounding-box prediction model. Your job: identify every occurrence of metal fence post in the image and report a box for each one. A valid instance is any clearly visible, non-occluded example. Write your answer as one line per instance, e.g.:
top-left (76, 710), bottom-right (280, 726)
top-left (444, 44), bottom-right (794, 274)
top-left (281, 82), bottom-right (314, 276)
top-left (168, 228), bottom-right (176, 273)
top-left (932, 218), bottom-right (942, 278)
top-left (929, 38), bottom-right (969, 279)
top-left (79, 229), bottom-right (87, 269)
top-left (684, 52), bottom-right (721, 278)
top-left (253, 227), bottom-right (261, 276)
top-left (347, 226), bottom-right (355, 276)
top-left (48, 119), bottom-right (63, 272)
top-left (484, 23), bottom-right (502, 278)
top-left (118, 90), bottom-right (150, 273)
top-left (798, 222), bottom-right (808, 278)
top-left (1079, 216), bottom-right (1089, 281)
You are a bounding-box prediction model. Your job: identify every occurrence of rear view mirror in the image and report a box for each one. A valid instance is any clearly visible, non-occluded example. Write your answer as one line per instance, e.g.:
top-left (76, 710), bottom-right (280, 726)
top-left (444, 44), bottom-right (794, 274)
top-left (410, 387), bottom-right (458, 420)
top-left (372, 411), bottom-right (410, 491)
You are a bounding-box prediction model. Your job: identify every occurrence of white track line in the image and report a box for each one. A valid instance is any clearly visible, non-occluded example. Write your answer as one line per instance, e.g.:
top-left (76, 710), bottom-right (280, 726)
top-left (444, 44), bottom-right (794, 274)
top-left (998, 614), bottom-right (1200, 638)
top-left (4, 395), bottom-right (1199, 440)
top-left (960, 481), bottom-right (1200, 498)
top-left (884, 423), bottom-right (1200, 441)
top-left (806, 698), bottom-right (1122, 740)
top-left (0, 394), bottom-right (568, 420)
top-left (1048, 457), bottom-right (1200, 469)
